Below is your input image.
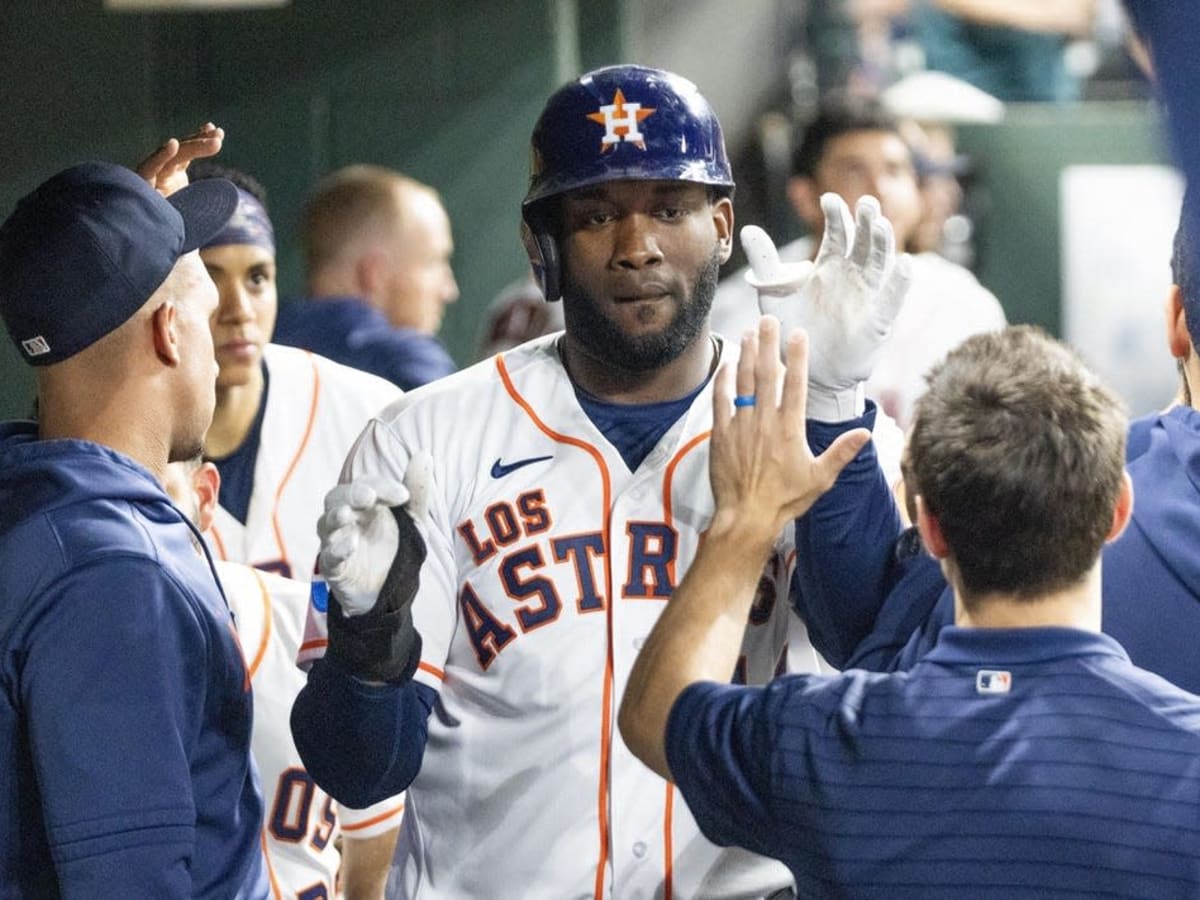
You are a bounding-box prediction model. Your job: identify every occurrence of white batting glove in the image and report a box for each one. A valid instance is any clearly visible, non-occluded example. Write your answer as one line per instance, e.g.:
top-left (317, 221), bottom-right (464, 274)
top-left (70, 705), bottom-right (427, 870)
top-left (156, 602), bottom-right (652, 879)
top-left (742, 193), bottom-right (912, 421)
top-left (316, 451), bottom-right (433, 617)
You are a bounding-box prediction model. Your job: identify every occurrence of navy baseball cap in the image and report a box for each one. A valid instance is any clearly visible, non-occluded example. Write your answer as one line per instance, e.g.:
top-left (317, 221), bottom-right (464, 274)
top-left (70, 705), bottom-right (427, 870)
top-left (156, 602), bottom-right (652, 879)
top-left (0, 162), bottom-right (238, 365)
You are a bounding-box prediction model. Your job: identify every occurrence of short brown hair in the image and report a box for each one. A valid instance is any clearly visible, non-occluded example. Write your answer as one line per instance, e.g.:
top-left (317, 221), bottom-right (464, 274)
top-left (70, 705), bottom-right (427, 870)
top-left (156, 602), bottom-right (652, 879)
top-left (300, 165), bottom-right (439, 274)
top-left (907, 326), bottom-right (1127, 604)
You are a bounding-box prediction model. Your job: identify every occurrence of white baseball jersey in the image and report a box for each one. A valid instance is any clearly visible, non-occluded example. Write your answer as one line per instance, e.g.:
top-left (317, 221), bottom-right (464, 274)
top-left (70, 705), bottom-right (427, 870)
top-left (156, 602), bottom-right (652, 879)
top-left (207, 343), bottom-right (402, 580)
top-left (712, 237), bottom-right (1007, 428)
top-left (218, 561), bottom-right (405, 898)
top-left (304, 333), bottom-right (900, 900)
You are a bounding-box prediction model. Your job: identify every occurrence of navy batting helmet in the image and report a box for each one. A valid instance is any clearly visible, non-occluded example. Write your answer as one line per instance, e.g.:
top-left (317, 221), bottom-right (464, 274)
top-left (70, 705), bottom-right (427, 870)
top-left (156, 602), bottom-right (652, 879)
top-left (521, 65), bottom-right (734, 302)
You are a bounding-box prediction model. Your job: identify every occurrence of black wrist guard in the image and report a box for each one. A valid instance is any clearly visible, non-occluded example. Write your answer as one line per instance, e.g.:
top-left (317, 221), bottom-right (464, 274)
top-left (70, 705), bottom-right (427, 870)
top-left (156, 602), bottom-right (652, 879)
top-left (326, 505), bottom-right (427, 683)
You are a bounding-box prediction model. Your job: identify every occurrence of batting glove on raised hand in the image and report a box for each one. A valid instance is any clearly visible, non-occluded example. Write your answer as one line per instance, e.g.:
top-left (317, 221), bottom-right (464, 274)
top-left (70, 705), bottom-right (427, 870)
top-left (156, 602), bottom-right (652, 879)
top-left (316, 451), bottom-right (433, 683)
top-left (742, 193), bottom-right (912, 421)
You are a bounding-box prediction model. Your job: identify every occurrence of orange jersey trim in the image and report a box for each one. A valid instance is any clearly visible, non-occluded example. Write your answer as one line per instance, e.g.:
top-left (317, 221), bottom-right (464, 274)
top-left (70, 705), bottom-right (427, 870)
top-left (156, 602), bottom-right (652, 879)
top-left (340, 800), bottom-right (406, 832)
top-left (663, 782), bottom-right (675, 900)
top-left (417, 661), bottom-right (445, 681)
top-left (299, 638), bottom-right (328, 654)
top-left (661, 430), bottom-right (710, 896)
top-left (495, 355), bottom-right (615, 900)
top-left (261, 826), bottom-right (283, 900)
top-left (246, 569), bottom-right (274, 679)
top-left (271, 352), bottom-right (322, 569)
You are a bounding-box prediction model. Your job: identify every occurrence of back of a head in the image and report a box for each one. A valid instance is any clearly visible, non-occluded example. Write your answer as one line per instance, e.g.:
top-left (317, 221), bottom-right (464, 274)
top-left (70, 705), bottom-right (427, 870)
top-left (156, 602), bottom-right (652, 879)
top-left (1172, 191), bottom-right (1200, 350)
top-left (301, 165), bottom-right (432, 278)
top-left (521, 64), bottom-right (734, 302)
top-left (792, 100), bottom-right (906, 180)
top-left (0, 162), bottom-right (236, 368)
top-left (907, 326), bottom-right (1127, 602)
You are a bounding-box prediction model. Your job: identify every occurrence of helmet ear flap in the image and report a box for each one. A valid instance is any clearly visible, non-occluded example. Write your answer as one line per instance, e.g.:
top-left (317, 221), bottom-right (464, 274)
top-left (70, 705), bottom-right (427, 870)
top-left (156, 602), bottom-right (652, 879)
top-left (520, 221), bottom-right (562, 303)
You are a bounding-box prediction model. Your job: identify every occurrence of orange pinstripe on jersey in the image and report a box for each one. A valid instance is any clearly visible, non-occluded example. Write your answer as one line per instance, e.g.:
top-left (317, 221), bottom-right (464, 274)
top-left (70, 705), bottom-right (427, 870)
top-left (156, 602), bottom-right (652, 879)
top-left (261, 824), bottom-right (284, 899)
top-left (247, 569), bottom-right (274, 679)
top-left (663, 782), bottom-right (675, 899)
top-left (659, 428), bottom-right (711, 897)
top-left (339, 800), bottom-right (405, 833)
top-left (496, 354), bottom-right (616, 900)
top-left (298, 637), bottom-right (328, 656)
top-left (270, 352), bottom-right (322, 569)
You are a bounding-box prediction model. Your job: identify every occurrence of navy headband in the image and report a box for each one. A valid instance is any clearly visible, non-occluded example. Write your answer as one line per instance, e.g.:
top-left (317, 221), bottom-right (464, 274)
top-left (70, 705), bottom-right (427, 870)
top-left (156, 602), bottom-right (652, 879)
top-left (202, 187), bottom-right (275, 255)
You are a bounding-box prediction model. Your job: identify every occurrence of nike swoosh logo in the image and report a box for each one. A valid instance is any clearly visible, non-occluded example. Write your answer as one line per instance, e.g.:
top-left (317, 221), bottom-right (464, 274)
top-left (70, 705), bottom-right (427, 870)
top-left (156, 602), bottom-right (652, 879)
top-left (490, 455), bottom-right (553, 478)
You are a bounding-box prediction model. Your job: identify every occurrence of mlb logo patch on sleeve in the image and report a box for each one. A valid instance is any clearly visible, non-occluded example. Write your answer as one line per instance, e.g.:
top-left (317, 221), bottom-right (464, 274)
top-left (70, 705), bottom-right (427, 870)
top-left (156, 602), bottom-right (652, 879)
top-left (976, 669), bottom-right (1012, 694)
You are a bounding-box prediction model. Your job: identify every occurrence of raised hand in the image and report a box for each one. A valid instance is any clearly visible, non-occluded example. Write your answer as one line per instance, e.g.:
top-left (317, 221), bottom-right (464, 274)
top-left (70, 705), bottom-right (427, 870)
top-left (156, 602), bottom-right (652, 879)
top-left (741, 193), bottom-right (912, 420)
top-left (710, 316), bottom-right (871, 534)
top-left (317, 450), bottom-right (433, 617)
top-left (135, 122), bottom-right (225, 198)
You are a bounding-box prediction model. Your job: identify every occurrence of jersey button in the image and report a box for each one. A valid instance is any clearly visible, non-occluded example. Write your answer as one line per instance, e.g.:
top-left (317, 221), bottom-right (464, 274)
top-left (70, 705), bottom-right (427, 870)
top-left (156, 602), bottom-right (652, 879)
top-left (632, 841), bottom-right (647, 859)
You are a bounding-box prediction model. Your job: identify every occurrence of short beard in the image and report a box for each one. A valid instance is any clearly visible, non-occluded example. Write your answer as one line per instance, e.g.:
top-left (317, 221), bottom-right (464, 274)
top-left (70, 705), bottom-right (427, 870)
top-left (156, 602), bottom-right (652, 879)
top-left (560, 248), bottom-right (721, 373)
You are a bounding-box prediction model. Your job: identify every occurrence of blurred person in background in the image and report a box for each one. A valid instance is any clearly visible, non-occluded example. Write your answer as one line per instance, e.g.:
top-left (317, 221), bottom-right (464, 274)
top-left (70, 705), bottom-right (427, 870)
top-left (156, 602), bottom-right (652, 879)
top-left (912, 0), bottom-right (1098, 102)
top-left (273, 165), bottom-right (459, 390)
top-left (712, 100), bottom-right (1005, 427)
top-left (475, 272), bottom-right (564, 360)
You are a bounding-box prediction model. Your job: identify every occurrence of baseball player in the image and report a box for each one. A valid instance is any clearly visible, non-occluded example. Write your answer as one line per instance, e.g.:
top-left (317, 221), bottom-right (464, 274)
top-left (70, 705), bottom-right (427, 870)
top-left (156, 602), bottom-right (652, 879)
top-left (291, 65), bottom-right (908, 899)
top-left (164, 457), bottom-right (404, 898)
top-left (190, 165), bottom-right (403, 580)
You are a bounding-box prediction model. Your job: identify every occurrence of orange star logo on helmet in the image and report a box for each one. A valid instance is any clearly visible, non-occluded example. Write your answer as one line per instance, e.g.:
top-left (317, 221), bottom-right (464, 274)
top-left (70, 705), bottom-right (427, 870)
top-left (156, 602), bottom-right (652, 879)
top-left (586, 88), bottom-right (656, 152)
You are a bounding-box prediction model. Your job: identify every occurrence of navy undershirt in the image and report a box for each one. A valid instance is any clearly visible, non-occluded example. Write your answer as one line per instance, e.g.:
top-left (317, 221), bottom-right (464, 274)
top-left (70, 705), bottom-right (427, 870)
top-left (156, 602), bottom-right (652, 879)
top-left (208, 364), bottom-right (268, 524)
top-left (574, 375), bottom-right (709, 472)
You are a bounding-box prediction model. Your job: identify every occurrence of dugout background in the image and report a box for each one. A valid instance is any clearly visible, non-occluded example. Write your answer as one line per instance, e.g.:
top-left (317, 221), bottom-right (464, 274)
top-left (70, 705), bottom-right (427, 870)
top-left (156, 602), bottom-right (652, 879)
top-left (0, 0), bottom-right (1172, 418)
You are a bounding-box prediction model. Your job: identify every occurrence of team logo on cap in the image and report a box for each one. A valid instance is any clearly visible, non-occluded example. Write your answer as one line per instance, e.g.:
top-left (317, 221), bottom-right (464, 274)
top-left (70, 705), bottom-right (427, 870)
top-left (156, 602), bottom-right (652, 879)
top-left (21, 336), bottom-right (50, 357)
top-left (587, 89), bottom-right (656, 152)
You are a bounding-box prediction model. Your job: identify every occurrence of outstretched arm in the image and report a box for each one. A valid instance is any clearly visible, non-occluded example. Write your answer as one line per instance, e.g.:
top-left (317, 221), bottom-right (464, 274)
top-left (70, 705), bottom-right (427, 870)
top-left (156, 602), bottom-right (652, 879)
top-left (291, 452), bottom-right (437, 807)
top-left (792, 409), bottom-right (906, 667)
top-left (291, 663), bottom-right (435, 809)
top-left (620, 317), bottom-right (869, 779)
top-left (742, 193), bottom-right (921, 668)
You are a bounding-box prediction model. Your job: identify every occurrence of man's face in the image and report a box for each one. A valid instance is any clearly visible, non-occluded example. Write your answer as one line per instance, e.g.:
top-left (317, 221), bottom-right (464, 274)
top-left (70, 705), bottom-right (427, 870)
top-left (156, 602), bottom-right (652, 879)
top-left (380, 190), bottom-right (459, 335)
top-left (168, 251), bottom-right (221, 462)
top-left (201, 242), bottom-right (278, 390)
top-left (810, 130), bottom-right (922, 248)
top-left (558, 179), bottom-right (732, 373)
